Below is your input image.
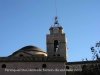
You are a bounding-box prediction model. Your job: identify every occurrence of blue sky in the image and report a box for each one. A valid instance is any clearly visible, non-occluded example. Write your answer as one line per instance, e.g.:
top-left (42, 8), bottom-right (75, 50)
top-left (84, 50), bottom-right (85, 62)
top-left (0, 0), bottom-right (100, 62)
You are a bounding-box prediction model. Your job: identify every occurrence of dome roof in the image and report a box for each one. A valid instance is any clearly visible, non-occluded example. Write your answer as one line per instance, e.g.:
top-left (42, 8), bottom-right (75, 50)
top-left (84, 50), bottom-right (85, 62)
top-left (19, 45), bottom-right (44, 52)
top-left (10, 45), bottom-right (47, 57)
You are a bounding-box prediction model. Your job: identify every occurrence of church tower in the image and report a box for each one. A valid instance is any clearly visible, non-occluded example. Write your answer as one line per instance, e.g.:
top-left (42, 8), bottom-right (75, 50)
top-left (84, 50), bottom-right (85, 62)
top-left (46, 16), bottom-right (68, 61)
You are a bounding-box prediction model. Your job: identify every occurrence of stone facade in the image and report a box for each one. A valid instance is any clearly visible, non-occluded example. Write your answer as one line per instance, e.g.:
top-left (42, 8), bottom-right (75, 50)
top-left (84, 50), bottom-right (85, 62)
top-left (46, 26), bottom-right (68, 60)
top-left (0, 62), bottom-right (66, 75)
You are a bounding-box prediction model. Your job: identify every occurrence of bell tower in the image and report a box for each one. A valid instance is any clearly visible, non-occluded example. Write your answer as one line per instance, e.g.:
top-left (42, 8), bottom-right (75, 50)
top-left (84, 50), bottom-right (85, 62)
top-left (46, 16), bottom-right (68, 61)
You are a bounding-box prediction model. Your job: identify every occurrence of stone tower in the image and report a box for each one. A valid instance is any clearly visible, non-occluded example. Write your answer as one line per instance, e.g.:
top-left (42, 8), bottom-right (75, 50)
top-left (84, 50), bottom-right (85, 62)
top-left (46, 16), bottom-right (68, 61)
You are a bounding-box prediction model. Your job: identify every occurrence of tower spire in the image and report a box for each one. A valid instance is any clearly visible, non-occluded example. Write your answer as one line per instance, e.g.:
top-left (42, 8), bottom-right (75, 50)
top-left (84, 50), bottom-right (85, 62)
top-left (54, 0), bottom-right (59, 27)
top-left (55, 0), bottom-right (57, 16)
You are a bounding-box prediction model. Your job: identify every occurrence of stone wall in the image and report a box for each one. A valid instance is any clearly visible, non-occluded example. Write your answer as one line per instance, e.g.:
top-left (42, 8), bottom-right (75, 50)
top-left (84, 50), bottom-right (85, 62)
top-left (0, 62), bottom-right (66, 75)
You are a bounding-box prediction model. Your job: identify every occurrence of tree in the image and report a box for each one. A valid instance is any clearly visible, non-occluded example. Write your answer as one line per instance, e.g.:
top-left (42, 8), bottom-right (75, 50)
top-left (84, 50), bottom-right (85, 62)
top-left (79, 41), bottom-right (100, 75)
top-left (67, 41), bottom-right (100, 75)
top-left (90, 41), bottom-right (100, 60)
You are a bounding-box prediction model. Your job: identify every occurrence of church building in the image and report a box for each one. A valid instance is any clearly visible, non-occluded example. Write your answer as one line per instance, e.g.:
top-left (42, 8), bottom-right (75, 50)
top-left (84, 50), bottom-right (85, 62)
top-left (0, 16), bottom-right (100, 75)
top-left (0, 16), bottom-right (68, 75)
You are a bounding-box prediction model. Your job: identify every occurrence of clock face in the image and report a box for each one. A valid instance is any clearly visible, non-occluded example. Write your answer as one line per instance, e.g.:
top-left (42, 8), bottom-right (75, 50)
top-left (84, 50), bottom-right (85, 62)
top-left (53, 28), bottom-right (59, 34)
top-left (54, 29), bottom-right (58, 33)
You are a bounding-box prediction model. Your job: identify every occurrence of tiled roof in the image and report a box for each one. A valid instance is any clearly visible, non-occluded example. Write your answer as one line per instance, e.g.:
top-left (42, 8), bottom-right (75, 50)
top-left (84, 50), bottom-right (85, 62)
top-left (0, 56), bottom-right (66, 62)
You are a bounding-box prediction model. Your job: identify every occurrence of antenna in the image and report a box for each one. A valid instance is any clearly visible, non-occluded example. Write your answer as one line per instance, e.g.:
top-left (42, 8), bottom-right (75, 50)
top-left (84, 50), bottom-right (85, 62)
top-left (54, 0), bottom-right (59, 27)
top-left (55, 0), bottom-right (57, 16)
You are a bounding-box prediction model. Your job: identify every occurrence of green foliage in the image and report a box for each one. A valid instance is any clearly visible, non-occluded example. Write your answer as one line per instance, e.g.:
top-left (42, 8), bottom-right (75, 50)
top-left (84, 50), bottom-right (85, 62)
top-left (66, 64), bottom-right (100, 75)
top-left (90, 41), bottom-right (100, 60)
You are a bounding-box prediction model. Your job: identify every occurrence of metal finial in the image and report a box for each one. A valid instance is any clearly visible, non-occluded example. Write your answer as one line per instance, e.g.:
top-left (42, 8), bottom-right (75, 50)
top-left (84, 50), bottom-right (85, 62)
top-left (54, 16), bottom-right (59, 26)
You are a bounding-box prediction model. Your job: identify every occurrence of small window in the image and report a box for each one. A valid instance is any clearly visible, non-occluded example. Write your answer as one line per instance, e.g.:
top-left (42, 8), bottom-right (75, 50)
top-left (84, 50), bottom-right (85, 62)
top-left (66, 66), bottom-right (69, 74)
top-left (19, 54), bottom-right (23, 57)
top-left (53, 54), bottom-right (56, 56)
top-left (35, 67), bottom-right (38, 69)
top-left (82, 65), bottom-right (86, 69)
top-left (42, 64), bottom-right (46, 68)
top-left (57, 54), bottom-right (60, 56)
top-left (66, 66), bottom-right (69, 69)
top-left (2, 64), bottom-right (6, 68)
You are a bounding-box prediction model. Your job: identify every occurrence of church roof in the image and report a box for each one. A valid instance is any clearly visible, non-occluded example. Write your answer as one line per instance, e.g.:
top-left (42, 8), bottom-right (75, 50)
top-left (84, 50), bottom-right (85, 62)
top-left (66, 60), bottom-right (100, 65)
top-left (19, 45), bottom-right (44, 52)
top-left (0, 57), bottom-right (66, 62)
top-left (9, 45), bottom-right (47, 57)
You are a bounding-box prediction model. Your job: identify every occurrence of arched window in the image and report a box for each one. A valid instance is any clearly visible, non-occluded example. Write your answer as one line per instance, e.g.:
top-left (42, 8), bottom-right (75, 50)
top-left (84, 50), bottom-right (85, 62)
top-left (2, 64), bottom-right (6, 68)
top-left (19, 54), bottom-right (23, 57)
top-left (42, 64), bottom-right (46, 68)
top-left (57, 54), bottom-right (60, 56)
top-left (53, 54), bottom-right (56, 56)
top-left (82, 65), bottom-right (86, 69)
top-left (66, 66), bottom-right (69, 69)
top-left (66, 66), bottom-right (69, 75)
top-left (54, 40), bottom-right (59, 52)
